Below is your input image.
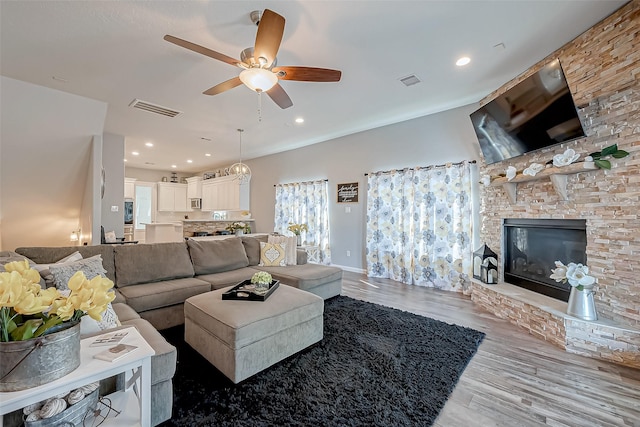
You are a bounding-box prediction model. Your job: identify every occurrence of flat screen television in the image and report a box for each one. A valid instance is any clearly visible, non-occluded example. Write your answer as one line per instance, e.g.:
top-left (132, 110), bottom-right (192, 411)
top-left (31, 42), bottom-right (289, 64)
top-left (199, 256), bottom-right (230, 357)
top-left (470, 59), bottom-right (586, 164)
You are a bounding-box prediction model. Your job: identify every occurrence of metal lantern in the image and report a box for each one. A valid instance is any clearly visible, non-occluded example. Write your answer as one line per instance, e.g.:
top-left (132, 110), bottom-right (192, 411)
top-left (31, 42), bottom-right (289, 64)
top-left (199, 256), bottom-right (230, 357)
top-left (473, 244), bottom-right (498, 283)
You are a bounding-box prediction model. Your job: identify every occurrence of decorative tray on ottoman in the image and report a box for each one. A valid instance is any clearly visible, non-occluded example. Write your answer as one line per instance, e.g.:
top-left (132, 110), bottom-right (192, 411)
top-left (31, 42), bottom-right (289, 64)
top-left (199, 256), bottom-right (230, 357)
top-left (222, 280), bottom-right (280, 301)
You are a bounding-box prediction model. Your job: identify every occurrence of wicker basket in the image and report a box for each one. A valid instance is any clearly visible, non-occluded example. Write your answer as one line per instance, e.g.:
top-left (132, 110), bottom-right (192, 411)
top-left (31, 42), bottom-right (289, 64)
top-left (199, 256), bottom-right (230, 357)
top-left (24, 388), bottom-right (99, 427)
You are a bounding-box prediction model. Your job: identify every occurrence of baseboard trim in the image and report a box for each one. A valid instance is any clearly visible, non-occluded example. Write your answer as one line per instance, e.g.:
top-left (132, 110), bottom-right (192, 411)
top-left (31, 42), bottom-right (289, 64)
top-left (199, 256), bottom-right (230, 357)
top-left (332, 264), bottom-right (366, 274)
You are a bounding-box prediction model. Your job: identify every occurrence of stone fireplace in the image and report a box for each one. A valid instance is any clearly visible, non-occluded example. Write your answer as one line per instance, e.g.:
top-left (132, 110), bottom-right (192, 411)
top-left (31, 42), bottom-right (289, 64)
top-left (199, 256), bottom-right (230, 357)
top-left (470, 2), bottom-right (640, 369)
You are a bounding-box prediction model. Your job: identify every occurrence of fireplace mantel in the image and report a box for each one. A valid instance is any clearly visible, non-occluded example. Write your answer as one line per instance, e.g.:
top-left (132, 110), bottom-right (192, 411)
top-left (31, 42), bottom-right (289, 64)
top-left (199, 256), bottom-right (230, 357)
top-left (489, 162), bottom-right (598, 203)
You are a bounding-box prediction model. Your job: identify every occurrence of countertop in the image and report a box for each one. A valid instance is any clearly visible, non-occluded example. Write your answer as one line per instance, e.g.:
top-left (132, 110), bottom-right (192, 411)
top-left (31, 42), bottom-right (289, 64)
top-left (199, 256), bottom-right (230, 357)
top-left (183, 219), bottom-right (254, 223)
top-left (188, 233), bottom-right (268, 241)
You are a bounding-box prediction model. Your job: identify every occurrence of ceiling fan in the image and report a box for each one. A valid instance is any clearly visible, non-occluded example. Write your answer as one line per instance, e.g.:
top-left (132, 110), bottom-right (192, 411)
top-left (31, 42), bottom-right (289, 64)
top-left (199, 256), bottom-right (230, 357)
top-left (164, 9), bottom-right (342, 109)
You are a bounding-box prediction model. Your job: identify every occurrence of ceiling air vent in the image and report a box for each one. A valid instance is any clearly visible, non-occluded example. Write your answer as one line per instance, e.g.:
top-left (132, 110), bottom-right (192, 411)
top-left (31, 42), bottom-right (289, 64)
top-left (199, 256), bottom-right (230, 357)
top-left (129, 99), bottom-right (182, 118)
top-left (399, 74), bottom-right (421, 87)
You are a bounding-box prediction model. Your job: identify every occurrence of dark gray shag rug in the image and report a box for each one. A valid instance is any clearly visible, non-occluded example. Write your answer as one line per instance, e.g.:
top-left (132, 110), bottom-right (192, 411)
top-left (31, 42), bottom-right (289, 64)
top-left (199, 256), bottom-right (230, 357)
top-left (159, 295), bottom-right (485, 427)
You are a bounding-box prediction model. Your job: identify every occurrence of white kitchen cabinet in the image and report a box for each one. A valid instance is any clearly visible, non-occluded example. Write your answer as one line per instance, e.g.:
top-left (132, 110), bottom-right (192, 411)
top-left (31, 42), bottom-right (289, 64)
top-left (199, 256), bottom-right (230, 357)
top-left (186, 176), bottom-right (202, 199)
top-left (200, 176), bottom-right (249, 211)
top-left (200, 179), bottom-right (218, 211)
top-left (157, 182), bottom-right (188, 212)
top-left (124, 177), bottom-right (136, 199)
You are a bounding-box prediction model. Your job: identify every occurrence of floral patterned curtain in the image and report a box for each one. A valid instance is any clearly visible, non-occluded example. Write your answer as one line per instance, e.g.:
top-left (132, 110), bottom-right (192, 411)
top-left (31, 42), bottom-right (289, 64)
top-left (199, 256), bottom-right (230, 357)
top-left (274, 180), bottom-right (331, 264)
top-left (366, 161), bottom-right (474, 292)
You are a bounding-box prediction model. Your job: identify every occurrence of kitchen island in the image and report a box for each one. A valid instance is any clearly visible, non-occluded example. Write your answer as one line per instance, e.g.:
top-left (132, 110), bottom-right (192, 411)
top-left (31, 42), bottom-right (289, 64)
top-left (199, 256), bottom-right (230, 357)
top-left (143, 222), bottom-right (184, 243)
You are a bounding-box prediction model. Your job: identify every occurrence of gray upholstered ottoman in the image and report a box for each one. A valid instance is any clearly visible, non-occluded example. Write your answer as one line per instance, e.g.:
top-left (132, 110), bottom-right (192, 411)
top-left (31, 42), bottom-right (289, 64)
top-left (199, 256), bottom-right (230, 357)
top-left (184, 284), bottom-right (324, 383)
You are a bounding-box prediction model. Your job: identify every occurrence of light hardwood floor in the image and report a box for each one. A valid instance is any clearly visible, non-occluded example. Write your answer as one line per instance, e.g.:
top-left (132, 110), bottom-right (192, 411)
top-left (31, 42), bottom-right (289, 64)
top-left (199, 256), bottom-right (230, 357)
top-left (341, 271), bottom-right (640, 427)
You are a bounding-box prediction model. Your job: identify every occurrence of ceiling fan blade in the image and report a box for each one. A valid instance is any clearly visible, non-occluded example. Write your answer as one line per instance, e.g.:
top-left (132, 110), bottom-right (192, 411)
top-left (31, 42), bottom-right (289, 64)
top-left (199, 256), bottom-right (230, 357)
top-left (272, 66), bottom-right (342, 82)
top-left (203, 77), bottom-right (243, 96)
top-left (267, 83), bottom-right (293, 109)
top-left (164, 35), bottom-right (240, 67)
top-left (254, 9), bottom-right (285, 68)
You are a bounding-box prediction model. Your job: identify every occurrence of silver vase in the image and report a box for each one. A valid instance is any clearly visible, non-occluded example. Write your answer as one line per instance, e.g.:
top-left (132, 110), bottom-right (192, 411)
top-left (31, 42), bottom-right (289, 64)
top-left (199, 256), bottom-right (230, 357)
top-left (567, 286), bottom-right (598, 320)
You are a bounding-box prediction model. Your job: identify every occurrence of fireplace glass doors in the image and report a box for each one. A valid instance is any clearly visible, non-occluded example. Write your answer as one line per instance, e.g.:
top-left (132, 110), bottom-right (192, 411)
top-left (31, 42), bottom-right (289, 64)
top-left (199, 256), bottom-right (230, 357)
top-left (503, 218), bottom-right (586, 302)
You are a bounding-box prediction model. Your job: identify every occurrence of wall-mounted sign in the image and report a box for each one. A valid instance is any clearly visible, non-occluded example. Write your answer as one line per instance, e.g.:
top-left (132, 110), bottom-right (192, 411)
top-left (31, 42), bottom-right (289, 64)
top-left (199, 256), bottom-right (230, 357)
top-left (337, 182), bottom-right (359, 203)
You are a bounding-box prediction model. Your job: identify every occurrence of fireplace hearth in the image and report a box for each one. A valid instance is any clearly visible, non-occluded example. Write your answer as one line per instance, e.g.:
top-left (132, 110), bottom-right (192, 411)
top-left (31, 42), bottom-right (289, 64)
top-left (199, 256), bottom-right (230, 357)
top-left (503, 218), bottom-right (586, 301)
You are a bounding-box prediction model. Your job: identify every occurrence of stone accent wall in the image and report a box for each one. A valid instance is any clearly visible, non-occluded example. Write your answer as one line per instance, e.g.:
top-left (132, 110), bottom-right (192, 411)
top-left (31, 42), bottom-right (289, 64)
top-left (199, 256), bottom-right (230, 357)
top-left (478, 2), bottom-right (640, 328)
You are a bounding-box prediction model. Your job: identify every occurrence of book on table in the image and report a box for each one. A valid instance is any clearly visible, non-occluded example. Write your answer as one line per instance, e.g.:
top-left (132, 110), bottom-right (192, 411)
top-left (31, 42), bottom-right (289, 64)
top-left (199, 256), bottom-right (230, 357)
top-left (90, 330), bottom-right (130, 347)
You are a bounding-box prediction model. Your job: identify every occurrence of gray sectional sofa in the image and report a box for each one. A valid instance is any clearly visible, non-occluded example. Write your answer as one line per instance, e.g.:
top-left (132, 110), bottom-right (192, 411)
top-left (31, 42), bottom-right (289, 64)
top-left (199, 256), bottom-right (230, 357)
top-left (11, 235), bottom-right (342, 426)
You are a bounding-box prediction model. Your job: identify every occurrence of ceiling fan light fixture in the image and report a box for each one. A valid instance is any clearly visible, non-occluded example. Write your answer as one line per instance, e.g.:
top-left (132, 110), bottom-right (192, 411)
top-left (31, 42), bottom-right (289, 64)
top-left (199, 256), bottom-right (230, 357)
top-left (239, 68), bottom-right (278, 92)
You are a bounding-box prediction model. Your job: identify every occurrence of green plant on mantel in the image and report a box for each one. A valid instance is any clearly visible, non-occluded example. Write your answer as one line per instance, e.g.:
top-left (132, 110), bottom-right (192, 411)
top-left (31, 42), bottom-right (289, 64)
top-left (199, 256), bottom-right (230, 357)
top-left (589, 144), bottom-right (629, 169)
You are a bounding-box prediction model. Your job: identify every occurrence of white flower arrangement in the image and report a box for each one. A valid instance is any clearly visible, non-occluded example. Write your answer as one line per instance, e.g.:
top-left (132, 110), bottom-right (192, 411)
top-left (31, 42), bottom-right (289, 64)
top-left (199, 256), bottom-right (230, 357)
top-left (550, 261), bottom-right (596, 291)
top-left (480, 175), bottom-right (491, 186)
top-left (523, 163), bottom-right (544, 176)
top-left (251, 271), bottom-right (273, 286)
top-left (552, 148), bottom-right (580, 167)
top-left (505, 166), bottom-right (517, 181)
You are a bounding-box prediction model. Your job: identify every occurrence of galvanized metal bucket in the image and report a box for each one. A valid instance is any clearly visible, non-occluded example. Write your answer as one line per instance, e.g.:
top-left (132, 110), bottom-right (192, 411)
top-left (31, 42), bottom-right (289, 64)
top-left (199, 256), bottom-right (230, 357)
top-left (24, 387), bottom-right (99, 427)
top-left (0, 322), bottom-right (81, 392)
top-left (567, 287), bottom-right (598, 321)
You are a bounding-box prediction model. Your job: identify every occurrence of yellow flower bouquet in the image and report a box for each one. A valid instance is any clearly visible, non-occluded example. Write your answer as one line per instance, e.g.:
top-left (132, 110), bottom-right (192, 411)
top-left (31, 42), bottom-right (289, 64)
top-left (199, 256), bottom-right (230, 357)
top-left (287, 223), bottom-right (308, 236)
top-left (0, 260), bottom-right (116, 342)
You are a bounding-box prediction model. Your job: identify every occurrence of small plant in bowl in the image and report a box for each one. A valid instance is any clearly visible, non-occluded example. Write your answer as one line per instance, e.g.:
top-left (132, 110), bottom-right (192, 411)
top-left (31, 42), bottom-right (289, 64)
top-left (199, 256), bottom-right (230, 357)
top-left (251, 271), bottom-right (273, 294)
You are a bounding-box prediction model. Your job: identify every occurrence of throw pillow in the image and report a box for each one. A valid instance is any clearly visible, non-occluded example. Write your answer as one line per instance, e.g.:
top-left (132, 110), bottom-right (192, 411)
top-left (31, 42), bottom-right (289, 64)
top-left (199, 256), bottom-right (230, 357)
top-left (267, 235), bottom-right (297, 265)
top-left (259, 242), bottom-right (287, 267)
top-left (48, 255), bottom-right (107, 291)
top-left (33, 251), bottom-right (83, 288)
top-left (56, 286), bottom-right (120, 336)
top-left (79, 302), bottom-right (120, 336)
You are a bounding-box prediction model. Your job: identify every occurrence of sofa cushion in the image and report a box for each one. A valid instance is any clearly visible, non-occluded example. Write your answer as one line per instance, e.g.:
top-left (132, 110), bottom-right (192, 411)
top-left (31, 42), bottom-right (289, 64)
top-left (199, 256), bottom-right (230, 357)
top-left (112, 302), bottom-right (141, 323)
top-left (196, 267), bottom-right (259, 290)
top-left (117, 277), bottom-right (211, 312)
top-left (252, 264), bottom-right (343, 292)
top-left (187, 238), bottom-right (249, 275)
top-left (15, 246), bottom-right (117, 282)
top-left (118, 320), bottom-right (177, 385)
top-left (240, 235), bottom-right (268, 266)
top-left (114, 242), bottom-right (194, 287)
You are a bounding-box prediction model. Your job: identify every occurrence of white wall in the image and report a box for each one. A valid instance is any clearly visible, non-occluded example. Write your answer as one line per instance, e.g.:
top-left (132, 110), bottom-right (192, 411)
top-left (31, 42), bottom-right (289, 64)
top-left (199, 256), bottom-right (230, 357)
top-left (79, 135), bottom-right (102, 246)
top-left (246, 103), bottom-right (481, 271)
top-left (101, 133), bottom-right (125, 238)
top-left (0, 76), bottom-right (107, 250)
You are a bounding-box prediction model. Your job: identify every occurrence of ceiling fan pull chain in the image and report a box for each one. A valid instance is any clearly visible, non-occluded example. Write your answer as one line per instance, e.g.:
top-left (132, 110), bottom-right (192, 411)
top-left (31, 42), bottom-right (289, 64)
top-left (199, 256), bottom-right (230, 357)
top-left (257, 91), bottom-right (263, 122)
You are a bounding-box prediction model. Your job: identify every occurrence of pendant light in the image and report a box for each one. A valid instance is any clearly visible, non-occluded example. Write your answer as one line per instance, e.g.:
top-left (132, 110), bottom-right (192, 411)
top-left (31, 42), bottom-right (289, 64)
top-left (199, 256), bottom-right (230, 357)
top-left (230, 129), bottom-right (251, 184)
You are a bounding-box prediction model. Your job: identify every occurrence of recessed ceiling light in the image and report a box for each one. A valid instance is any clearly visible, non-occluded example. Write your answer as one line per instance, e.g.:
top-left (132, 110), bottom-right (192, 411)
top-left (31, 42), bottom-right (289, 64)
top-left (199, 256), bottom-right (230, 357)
top-left (171, 165), bottom-right (177, 168)
top-left (132, 151), bottom-right (140, 156)
top-left (295, 117), bottom-right (304, 124)
top-left (145, 142), bottom-right (154, 147)
top-left (187, 159), bottom-right (193, 163)
top-left (205, 153), bottom-right (211, 157)
top-left (456, 56), bottom-right (471, 66)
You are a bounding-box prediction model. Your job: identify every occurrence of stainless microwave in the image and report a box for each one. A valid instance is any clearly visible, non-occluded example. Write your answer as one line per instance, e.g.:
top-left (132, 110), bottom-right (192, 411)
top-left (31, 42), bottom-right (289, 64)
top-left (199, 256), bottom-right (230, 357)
top-left (190, 198), bottom-right (201, 209)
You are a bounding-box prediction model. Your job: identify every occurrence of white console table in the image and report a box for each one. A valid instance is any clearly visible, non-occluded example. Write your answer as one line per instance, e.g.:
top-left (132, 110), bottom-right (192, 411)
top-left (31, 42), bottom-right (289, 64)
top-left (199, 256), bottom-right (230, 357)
top-left (300, 245), bottom-right (320, 263)
top-left (0, 327), bottom-right (155, 427)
